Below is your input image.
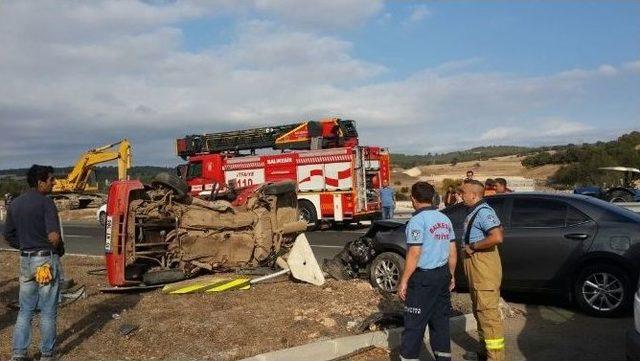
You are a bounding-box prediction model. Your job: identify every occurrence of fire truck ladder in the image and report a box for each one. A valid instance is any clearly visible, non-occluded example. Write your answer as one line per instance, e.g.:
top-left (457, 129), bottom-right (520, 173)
top-left (177, 119), bottom-right (358, 159)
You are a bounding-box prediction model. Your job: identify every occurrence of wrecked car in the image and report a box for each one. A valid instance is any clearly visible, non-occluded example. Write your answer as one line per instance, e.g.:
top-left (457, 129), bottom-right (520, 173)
top-left (324, 219), bottom-right (406, 293)
top-left (104, 173), bottom-right (308, 287)
top-left (325, 192), bottom-right (640, 317)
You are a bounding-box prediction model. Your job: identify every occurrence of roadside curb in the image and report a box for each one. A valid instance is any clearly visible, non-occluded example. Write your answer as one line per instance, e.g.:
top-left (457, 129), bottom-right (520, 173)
top-left (241, 313), bottom-right (477, 361)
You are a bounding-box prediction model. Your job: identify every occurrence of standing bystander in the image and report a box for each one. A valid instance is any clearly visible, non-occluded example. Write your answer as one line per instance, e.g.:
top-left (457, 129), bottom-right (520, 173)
top-left (494, 178), bottom-right (512, 194)
top-left (379, 180), bottom-right (396, 219)
top-left (4, 165), bottom-right (64, 361)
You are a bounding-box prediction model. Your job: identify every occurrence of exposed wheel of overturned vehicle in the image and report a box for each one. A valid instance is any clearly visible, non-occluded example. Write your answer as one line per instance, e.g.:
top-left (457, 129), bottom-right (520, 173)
top-left (573, 264), bottom-right (632, 317)
top-left (142, 269), bottom-right (188, 285)
top-left (370, 252), bottom-right (404, 293)
top-left (298, 199), bottom-right (318, 229)
top-left (152, 172), bottom-right (189, 200)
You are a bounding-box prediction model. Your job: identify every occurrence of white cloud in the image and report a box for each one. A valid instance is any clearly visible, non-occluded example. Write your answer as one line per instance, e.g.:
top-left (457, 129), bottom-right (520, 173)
top-left (408, 5), bottom-right (431, 22)
top-left (253, 0), bottom-right (383, 28)
top-left (598, 64), bottom-right (618, 76)
top-left (623, 60), bottom-right (640, 73)
top-left (480, 118), bottom-right (594, 142)
top-left (0, 1), bottom-right (637, 167)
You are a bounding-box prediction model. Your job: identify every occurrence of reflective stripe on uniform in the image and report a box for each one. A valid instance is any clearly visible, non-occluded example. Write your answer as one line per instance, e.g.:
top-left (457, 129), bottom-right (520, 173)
top-left (434, 351), bottom-right (452, 358)
top-left (485, 337), bottom-right (505, 350)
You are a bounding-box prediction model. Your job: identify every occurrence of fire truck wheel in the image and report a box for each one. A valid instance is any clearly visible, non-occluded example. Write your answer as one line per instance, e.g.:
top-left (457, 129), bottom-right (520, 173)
top-left (152, 172), bottom-right (189, 199)
top-left (142, 269), bottom-right (187, 285)
top-left (298, 199), bottom-right (318, 228)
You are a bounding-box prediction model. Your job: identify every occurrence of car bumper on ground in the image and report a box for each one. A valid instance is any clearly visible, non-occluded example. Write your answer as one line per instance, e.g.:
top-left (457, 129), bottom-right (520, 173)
top-left (627, 329), bottom-right (640, 361)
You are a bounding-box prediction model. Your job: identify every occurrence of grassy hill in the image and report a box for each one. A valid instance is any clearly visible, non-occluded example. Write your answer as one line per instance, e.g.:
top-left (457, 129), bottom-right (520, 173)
top-left (0, 166), bottom-right (173, 196)
top-left (390, 131), bottom-right (639, 188)
top-left (390, 146), bottom-right (533, 169)
top-left (521, 131), bottom-right (640, 186)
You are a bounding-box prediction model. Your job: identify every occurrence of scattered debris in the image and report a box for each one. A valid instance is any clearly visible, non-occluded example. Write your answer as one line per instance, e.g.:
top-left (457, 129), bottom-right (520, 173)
top-left (321, 317), bottom-right (337, 328)
top-left (357, 312), bottom-right (404, 333)
top-left (118, 324), bottom-right (139, 336)
top-left (0, 252), bottom-right (473, 360)
top-left (346, 321), bottom-right (359, 330)
top-left (60, 285), bottom-right (87, 306)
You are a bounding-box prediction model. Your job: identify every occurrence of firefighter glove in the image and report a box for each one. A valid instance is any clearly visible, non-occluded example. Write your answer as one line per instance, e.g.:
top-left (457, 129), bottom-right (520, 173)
top-left (35, 263), bottom-right (53, 285)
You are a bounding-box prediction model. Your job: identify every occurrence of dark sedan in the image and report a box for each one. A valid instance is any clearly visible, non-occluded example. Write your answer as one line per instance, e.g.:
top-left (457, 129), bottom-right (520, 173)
top-left (326, 192), bottom-right (640, 317)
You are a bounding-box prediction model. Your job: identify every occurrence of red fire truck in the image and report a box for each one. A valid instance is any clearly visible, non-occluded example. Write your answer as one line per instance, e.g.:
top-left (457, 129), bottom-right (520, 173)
top-left (175, 118), bottom-right (391, 225)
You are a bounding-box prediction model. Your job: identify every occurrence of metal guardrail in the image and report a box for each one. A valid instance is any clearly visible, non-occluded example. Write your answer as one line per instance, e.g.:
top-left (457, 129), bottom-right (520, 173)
top-left (618, 202), bottom-right (640, 213)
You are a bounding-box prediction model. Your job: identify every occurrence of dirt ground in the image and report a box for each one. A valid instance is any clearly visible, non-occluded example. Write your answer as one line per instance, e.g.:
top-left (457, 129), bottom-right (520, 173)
top-left (57, 208), bottom-right (98, 222)
top-left (0, 252), bottom-right (472, 360)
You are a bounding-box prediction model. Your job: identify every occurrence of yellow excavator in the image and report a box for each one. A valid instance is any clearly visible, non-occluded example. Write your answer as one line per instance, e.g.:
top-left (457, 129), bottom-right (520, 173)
top-left (51, 139), bottom-right (132, 210)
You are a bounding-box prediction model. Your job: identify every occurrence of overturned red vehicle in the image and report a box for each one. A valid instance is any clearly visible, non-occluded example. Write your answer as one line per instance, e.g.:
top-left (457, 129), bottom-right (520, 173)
top-left (104, 173), bottom-right (307, 287)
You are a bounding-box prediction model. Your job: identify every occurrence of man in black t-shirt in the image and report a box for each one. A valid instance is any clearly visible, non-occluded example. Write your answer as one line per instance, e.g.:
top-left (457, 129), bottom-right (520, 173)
top-left (4, 165), bottom-right (63, 361)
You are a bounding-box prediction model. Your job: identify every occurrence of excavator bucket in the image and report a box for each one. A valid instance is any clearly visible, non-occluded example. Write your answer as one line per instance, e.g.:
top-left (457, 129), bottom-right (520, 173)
top-left (285, 233), bottom-right (325, 286)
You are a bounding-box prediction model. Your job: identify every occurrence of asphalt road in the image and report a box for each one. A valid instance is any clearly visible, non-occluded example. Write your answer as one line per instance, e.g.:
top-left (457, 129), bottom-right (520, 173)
top-left (0, 221), bottom-right (367, 263)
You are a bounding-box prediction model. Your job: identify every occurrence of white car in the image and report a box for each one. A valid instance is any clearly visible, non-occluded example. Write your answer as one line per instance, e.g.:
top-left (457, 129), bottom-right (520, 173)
top-left (627, 278), bottom-right (640, 361)
top-left (97, 204), bottom-right (107, 226)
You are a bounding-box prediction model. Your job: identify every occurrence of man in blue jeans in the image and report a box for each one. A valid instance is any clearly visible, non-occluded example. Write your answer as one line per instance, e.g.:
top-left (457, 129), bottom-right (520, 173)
top-left (4, 165), bottom-right (63, 361)
top-left (379, 180), bottom-right (396, 219)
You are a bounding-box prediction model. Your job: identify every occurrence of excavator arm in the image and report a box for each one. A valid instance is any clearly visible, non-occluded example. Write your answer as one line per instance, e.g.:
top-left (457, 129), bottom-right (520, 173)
top-left (53, 140), bottom-right (132, 193)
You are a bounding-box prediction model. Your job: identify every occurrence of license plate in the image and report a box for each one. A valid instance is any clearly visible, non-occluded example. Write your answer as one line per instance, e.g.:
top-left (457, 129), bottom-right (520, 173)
top-left (105, 216), bottom-right (113, 252)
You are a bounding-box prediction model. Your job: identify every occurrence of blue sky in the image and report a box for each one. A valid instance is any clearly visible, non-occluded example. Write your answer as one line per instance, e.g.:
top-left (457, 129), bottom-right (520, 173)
top-left (0, 1), bottom-right (638, 167)
top-left (180, 2), bottom-right (640, 77)
top-left (365, 2), bottom-right (638, 76)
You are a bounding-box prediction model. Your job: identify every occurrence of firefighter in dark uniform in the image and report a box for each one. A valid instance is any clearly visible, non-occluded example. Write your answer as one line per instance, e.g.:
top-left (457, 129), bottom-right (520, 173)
top-left (460, 179), bottom-right (505, 361)
top-left (397, 182), bottom-right (457, 361)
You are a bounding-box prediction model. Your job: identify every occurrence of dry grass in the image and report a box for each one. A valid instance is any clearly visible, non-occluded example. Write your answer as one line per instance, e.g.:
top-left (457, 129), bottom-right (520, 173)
top-left (0, 252), bottom-right (471, 360)
top-left (391, 155), bottom-right (561, 191)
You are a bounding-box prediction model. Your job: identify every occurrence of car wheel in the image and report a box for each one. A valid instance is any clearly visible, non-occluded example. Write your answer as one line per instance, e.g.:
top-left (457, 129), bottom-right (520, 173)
top-left (607, 190), bottom-right (634, 203)
top-left (369, 252), bottom-right (404, 293)
top-left (99, 211), bottom-right (106, 226)
top-left (298, 199), bottom-right (318, 229)
top-left (152, 172), bottom-right (189, 200)
top-left (574, 264), bottom-right (632, 317)
top-left (142, 269), bottom-right (187, 285)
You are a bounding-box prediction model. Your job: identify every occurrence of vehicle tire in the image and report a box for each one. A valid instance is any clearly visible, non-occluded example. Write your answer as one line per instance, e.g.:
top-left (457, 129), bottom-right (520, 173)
top-left (573, 264), bottom-right (632, 317)
top-left (607, 190), bottom-right (634, 203)
top-left (142, 269), bottom-right (187, 285)
top-left (99, 211), bottom-right (106, 226)
top-left (298, 199), bottom-right (318, 229)
top-left (369, 252), bottom-right (405, 294)
top-left (152, 172), bottom-right (189, 200)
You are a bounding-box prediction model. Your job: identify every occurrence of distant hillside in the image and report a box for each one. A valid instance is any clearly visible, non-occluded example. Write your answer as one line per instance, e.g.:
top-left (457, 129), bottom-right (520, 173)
top-left (521, 131), bottom-right (640, 186)
top-left (390, 146), bottom-right (533, 169)
top-left (0, 166), bottom-right (173, 195)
